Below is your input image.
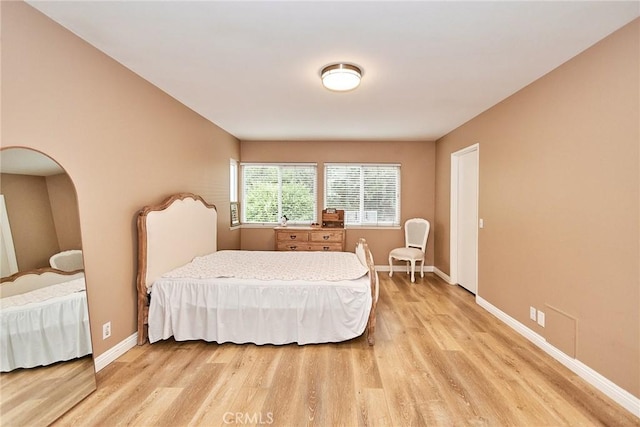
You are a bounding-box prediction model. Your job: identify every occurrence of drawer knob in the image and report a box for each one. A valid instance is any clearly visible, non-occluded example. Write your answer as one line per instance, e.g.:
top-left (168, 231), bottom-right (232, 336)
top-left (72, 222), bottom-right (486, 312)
top-left (323, 246), bottom-right (330, 251)
top-left (289, 246), bottom-right (297, 250)
top-left (323, 235), bottom-right (329, 240)
top-left (289, 235), bottom-right (297, 240)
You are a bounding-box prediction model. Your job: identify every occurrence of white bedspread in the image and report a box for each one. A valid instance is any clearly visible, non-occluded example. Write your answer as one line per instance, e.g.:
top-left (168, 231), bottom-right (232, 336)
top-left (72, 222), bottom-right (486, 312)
top-left (149, 251), bottom-right (372, 345)
top-left (160, 250), bottom-right (369, 283)
top-left (1, 279), bottom-right (92, 372)
top-left (1, 278), bottom-right (86, 309)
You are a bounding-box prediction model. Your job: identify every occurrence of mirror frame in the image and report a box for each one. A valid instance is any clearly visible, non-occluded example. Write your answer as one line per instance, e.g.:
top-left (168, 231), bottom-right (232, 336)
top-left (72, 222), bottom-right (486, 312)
top-left (0, 146), bottom-right (97, 425)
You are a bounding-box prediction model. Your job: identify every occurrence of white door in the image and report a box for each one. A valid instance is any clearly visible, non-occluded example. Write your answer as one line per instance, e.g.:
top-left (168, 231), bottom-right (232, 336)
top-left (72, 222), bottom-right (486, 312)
top-left (1, 195), bottom-right (19, 277)
top-left (452, 146), bottom-right (478, 294)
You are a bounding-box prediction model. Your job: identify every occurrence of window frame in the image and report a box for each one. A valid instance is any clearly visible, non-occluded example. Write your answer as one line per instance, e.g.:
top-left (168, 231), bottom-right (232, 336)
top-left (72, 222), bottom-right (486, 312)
top-left (229, 158), bottom-right (238, 203)
top-left (324, 163), bottom-right (401, 227)
top-left (240, 162), bottom-right (318, 226)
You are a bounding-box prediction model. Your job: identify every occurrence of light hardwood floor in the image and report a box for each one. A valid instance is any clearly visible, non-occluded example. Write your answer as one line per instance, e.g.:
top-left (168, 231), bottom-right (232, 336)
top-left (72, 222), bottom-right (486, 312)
top-left (55, 273), bottom-right (638, 426)
top-left (1, 356), bottom-right (95, 426)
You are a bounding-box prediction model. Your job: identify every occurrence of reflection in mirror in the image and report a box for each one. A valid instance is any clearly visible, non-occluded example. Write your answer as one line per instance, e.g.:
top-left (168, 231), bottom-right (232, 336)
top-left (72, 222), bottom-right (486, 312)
top-left (0, 147), bottom-right (96, 426)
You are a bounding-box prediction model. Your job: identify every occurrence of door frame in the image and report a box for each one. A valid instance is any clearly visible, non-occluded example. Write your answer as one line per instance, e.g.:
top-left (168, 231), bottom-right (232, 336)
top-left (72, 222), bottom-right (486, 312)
top-left (450, 143), bottom-right (479, 292)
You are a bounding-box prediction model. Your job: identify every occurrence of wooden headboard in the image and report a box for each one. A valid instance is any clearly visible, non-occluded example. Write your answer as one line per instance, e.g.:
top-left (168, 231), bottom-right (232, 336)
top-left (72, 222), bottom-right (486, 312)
top-left (136, 193), bottom-right (217, 345)
top-left (1, 268), bottom-right (84, 298)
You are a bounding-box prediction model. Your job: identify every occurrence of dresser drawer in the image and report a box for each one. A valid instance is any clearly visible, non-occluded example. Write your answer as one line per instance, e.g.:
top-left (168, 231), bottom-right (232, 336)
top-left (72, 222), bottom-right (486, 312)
top-left (307, 243), bottom-right (343, 252)
top-left (276, 231), bottom-right (309, 242)
top-left (276, 242), bottom-right (307, 251)
top-left (309, 230), bottom-right (344, 243)
top-left (274, 227), bottom-right (344, 251)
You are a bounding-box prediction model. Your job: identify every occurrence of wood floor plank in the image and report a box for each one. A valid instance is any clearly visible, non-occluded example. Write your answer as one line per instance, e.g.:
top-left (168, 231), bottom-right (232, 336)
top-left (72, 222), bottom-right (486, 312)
top-left (375, 332), bottom-right (430, 426)
top-left (351, 342), bottom-right (383, 390)
top-left (461, 332), bottom-right (559, 426)
top-left (259, 345), bottom-right (306, 426)
top-left (0, 357), bottom-right (95, 427)
top-left (419, 313), bottom-right (465, 351)
top-left (323, 345), bottom-right (358, 426)
top-left (299, 344), bottom-right (326, 425)
top-left (225, 386), bottom-right (270, 426)
top-left (1, 398), bottom-right (47, 427)
top-left (46, 273), bottom-right (639, 427)
top-left (354, 388), bottom-right (393, 426)
top-left (153, 362), bottom-right (225, 427)
top-left (127, 387), bottom-right (183, 427)
top-left (240, 344), bottom-right (283, 389)
top-left (188, 346), bottom-right (253, 426)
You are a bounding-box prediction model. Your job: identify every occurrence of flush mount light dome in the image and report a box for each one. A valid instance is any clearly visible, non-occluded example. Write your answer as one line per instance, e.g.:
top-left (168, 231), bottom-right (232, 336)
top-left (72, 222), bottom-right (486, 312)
top-left (321, 63), bottom-right (362, 92)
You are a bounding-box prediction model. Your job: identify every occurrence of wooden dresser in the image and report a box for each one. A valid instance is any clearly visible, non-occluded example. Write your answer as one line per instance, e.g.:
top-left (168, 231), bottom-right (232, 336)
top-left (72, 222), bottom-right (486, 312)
top-left (274, 227), bottom-right (345, 252)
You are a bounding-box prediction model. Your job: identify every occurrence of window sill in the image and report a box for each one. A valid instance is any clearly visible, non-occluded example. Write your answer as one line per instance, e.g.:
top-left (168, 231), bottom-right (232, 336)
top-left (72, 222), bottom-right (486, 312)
top-left (238, 224), bottom-right (401, 230)
top-left (345, 225), bottom-right (401, 230)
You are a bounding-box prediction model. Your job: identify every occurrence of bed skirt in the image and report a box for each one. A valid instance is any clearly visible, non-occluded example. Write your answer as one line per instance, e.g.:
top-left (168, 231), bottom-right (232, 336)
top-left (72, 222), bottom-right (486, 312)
top-left (1, 291), bottom-right (92, 372)
top-left (148, 276), bottom-right (372, 345)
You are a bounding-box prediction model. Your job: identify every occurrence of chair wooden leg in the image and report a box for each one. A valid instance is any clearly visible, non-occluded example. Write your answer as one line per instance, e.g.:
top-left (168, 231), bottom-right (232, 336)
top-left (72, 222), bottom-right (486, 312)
top-left (389, 256), bottom-right (394, 277)
top-left (410, 260), bottom-right (416, 283)
top-left (420, 259), bottom-right (424, 278)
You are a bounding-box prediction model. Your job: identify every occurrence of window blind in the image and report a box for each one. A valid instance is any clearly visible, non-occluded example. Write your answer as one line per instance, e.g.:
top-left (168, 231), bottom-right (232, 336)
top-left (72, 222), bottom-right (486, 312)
top-left (325, 164), bottom-right (400, 226)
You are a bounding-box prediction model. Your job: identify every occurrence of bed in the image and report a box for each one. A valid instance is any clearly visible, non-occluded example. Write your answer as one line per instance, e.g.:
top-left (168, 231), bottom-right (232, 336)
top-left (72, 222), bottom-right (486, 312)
top-left (0, 268), bottom-right (92, 372)
top-left (136, 193), bottom-right (378, 346)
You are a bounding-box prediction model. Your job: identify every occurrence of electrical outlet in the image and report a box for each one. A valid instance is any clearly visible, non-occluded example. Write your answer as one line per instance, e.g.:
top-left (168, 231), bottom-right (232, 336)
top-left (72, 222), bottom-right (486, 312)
top-left (529, 306), bottom-right (537, 321)
top-left (537, 310), bottom-right (545, 327)
top-left (102, 321), bottom-right (111, 339)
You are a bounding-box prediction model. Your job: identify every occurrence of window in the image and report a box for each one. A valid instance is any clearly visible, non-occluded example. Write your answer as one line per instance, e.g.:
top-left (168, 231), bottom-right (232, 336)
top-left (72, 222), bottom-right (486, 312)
top-left (242, 163), bottom-right (317, 224)
top-left (325, 164), bottom-right (400, 226)
top-left (229, 159), bottom-right (238, 203)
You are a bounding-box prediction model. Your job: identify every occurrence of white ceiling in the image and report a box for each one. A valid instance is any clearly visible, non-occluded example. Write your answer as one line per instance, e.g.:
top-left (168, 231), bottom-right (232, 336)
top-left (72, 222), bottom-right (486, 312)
top-left (27, 1), bottom-right (639, 141)
top-left (0, 148), bottom-right (65, 176)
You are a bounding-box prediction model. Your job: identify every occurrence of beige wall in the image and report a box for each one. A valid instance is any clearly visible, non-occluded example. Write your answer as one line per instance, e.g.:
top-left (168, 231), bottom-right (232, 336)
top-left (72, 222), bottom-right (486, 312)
top-left (47, 172), bottom-right (82, 251)
top-left (1, 171), bottom-right (81, 271)
top-left (435, 20), bottom-right (639, 397)
top-left (240, 140), bottom-right (436, 265)
top-left (2, 2), bottom-right (240, 356)
top-left (1, 173), bottom-right (60, 271)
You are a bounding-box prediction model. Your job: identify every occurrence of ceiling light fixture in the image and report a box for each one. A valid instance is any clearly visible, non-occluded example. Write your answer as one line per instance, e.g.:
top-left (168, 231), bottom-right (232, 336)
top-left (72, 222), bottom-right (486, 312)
top-left (321, 63), bottom-right (362, 92)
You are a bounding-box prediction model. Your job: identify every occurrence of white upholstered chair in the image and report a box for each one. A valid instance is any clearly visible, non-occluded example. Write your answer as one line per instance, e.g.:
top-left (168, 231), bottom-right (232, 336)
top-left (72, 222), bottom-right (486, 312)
top-left (49, 249), bottom-right (84, 272)
top-left (388, 218), bottom-right (430, 283)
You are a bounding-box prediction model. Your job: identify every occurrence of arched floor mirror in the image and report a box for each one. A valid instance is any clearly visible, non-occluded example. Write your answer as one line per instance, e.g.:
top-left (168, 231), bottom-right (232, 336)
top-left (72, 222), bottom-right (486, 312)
top-left (0, 147), bottom-right (96, 425)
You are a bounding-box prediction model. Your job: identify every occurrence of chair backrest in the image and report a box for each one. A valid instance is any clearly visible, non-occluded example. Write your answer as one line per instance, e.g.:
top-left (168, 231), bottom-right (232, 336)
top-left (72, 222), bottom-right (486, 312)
top-left (404, 218), bottom-right (430, 252)
top-left (49, 249), bottom-right (84, 272)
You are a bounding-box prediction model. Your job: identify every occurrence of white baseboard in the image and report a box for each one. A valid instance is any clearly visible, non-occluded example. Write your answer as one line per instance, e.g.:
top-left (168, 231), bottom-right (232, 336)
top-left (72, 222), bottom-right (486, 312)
top-left (476, 296), bottom-right (640, 418)
top-left (375, 264), bottom-right (434, 273)
top-left (93, 333), bottom-right (137, 372)
top-left (433, 266), bottom-right (454, 284)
